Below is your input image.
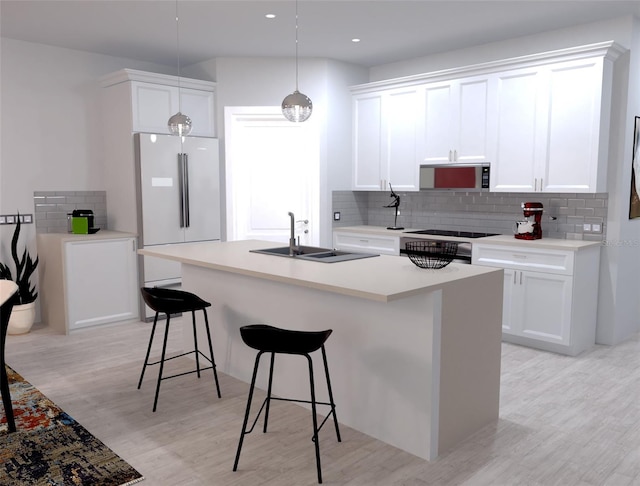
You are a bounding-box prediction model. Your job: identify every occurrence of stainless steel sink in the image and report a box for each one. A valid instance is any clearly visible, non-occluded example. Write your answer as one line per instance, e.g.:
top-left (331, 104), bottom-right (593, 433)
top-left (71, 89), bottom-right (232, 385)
top-left (251, 245), bottom-right (332, 257)
top-left (297, 250), bottom-right (379, 263)
top-left (250, 246), bottom-right (378, 263)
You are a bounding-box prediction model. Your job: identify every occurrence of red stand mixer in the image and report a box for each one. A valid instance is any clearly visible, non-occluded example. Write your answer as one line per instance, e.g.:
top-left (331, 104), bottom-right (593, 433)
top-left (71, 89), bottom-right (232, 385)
top-left (514, 202), bottom-right (543, 240)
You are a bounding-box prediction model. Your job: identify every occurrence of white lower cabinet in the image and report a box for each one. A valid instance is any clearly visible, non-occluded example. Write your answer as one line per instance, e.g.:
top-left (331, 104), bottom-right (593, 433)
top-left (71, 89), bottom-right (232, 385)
top-left (472, 243), bottom-right (600, 356)
top-left (333, 231), bottom-right (400, 255)
top-left (65, 237), bottom-right (139, 331)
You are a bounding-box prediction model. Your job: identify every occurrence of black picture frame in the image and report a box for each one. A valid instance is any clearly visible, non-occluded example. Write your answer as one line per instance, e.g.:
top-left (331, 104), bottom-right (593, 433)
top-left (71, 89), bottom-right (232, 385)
top-left (630, 116), bottom-right (640, 219)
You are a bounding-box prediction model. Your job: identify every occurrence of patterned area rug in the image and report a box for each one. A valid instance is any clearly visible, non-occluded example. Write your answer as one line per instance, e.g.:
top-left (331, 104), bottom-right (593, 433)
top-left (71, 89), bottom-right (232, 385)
top-left (0, 366), bottom-right (144, 485)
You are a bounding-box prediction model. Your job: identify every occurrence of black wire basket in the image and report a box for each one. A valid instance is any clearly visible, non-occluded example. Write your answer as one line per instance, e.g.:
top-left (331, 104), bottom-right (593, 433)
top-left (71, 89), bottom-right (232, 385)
top-left (405, 241), bottom-right (458, 269)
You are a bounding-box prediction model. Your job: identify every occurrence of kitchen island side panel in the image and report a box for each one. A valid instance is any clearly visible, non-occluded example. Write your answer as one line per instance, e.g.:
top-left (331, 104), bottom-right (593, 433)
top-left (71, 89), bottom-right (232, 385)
top-left (438, 271), bottom-right (503, 454)
top-left (182, 262), bottom-right (440, 460)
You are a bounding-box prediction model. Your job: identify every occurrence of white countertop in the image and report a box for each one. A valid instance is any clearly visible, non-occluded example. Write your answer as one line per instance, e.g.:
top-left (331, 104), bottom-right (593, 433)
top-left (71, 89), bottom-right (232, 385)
top-left (138, 239), bottom-right (502, 303)
top-left (335, 225), bottom-right (601, 250)
top-left (37, 230), bottom-right (137, 242)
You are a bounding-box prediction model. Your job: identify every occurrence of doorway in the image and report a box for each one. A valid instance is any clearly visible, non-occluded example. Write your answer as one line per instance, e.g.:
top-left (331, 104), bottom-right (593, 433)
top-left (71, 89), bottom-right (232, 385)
top-left (224, 106), bottom-right (319, 246)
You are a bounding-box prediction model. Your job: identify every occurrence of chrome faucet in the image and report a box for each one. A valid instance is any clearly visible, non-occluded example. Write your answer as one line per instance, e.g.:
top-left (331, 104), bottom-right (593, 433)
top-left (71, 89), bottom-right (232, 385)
top-left (288, 212), bottom-right (297, 256)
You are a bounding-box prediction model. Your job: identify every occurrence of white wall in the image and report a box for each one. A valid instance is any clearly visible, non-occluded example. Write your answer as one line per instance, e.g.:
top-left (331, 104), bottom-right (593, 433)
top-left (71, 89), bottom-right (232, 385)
top-left (370, 17), bottom-right (634, 81)
top-left (0, 38), bottom-right (174, 319)
top-left (0, 38), bottom-right (173, 213)
top-left (186, 56), bottom-right (367, 245)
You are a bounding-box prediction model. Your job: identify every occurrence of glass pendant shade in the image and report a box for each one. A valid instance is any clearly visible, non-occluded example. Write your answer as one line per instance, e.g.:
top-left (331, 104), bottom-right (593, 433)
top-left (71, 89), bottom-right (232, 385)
top-left (168, 111), bottom-right (192, 136)
top-left (282, 90), bottom-right (313, 122)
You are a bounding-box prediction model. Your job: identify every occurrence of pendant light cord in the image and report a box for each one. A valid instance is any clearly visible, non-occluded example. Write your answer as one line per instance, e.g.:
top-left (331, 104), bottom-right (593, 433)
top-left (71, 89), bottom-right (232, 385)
top-left (175, 0), bottom-right (182, 113)
top-left (295, 0), bottom-right (299, 91)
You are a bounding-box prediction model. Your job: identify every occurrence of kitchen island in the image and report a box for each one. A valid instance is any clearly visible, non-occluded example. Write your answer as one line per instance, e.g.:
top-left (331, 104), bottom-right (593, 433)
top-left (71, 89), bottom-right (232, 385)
top-left (139, 239), bottom-right (504, 460)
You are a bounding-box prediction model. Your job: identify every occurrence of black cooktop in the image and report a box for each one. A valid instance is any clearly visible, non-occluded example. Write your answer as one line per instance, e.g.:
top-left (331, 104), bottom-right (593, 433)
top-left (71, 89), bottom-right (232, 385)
top-left (403, 229), bottom-right (499, 239)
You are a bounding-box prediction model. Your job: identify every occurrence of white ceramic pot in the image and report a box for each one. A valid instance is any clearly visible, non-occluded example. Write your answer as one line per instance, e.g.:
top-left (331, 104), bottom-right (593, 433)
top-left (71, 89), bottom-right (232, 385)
top-left (8, 301), bottom-right (36, 335)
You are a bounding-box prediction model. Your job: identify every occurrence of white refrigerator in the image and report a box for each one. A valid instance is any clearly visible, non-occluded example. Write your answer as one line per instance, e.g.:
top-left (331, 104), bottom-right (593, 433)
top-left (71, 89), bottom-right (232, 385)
top-left (134, 133), bottom-right (221, 318)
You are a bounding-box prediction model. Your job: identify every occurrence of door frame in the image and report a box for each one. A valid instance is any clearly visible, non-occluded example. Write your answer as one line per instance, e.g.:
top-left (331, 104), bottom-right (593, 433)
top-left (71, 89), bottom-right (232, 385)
top-left (224, 106), bottom-right (320, 245)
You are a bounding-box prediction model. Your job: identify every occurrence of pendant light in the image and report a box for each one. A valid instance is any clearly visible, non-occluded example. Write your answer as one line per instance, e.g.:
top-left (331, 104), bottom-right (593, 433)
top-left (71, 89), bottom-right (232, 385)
top-left (281, 0), bottom-right (312, 122)
top-left (168, 0), bottom-right (192, 136)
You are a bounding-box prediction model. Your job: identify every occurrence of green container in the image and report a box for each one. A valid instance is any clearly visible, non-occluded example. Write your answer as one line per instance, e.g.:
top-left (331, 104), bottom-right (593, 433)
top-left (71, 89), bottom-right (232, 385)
top-left (71, 217), bottom-right (89, 234)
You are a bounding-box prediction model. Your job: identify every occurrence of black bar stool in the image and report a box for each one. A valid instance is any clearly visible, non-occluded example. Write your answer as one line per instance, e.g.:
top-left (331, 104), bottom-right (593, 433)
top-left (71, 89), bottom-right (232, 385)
top-left (0, 280), bottom-right (20, 433)
top-left (138, 287), bottom-right (221, 412)
top-left (233, 324), bottom-right (341, 484)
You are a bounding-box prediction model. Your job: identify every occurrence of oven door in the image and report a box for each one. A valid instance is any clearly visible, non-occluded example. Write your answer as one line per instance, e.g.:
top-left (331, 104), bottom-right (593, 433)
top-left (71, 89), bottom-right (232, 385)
top-left (399, 238), bottom-right (472, 264)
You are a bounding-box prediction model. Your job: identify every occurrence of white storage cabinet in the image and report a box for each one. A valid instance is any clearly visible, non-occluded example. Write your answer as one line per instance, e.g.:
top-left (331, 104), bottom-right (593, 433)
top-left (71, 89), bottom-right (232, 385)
top-left (333, 231), bottom-right (400, 255)
top-left (490, 48), bottom-right (622, 193)
top-left (65, 237), bottom-right (139, 331)
top-left (351, 41), bottom-right (623, 195)
top-left (131, 81), bottom-right (215, 137)
top-left (102, 69), bottom-right (216, 137)
top-left (472, 243), bottom-right (600, 356)
top-left (352, 86), bottom-right (420, 191)
top-left (421, 74), bottom-right (495, 165)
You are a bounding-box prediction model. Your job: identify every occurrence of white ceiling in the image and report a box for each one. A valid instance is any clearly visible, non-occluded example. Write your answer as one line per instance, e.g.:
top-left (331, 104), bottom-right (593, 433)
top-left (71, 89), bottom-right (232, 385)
top-left (1, 1), bottom-right (639, 69)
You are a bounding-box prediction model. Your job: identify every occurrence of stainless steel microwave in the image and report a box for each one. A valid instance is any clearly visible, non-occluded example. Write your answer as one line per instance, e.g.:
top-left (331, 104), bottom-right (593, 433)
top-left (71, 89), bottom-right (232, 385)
top-left (419, 163), bottom-right (490, 191)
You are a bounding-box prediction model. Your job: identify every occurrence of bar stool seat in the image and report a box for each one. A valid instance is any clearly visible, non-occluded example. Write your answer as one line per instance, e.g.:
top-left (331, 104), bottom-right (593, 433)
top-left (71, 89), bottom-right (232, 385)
top-left (138, 287), bottom-right (221, 412)
top-left (233, 324), bottom-right (341, 484)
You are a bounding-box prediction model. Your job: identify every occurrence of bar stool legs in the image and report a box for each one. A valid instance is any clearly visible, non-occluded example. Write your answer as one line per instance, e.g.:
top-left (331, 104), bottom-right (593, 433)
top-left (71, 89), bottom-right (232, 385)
top-left (233, 343), bottom-right (341, 484)
top-left (138, 306), bottom-right (221, 412)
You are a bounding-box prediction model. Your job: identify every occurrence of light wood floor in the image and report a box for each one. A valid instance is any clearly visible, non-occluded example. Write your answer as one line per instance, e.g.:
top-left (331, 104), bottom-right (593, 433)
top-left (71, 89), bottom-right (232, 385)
top-left (4, 319), bottom-right (640, 485)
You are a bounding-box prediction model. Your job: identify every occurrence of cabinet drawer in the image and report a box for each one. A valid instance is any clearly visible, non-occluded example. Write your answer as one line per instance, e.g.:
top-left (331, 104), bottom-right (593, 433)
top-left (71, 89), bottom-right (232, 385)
top-left (333, 232), bottom-right (399, 255)
top-left (472, 244), bottom-right (574, 275)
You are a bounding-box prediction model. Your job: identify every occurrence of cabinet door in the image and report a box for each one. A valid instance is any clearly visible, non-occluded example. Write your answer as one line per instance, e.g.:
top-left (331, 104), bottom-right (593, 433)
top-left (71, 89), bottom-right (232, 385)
top-left (501, 267), bottom-right (519, 335)
top-left (131, 82), bottom-right (215, 137)
top-left (490, 68), bottom-right (542, 192)
top-left (131, 82), bottom-right (177, 133)
top-left (180, 88), bottom-right (215, 137)
top-left (456, 76), bottom-right (493, 163)
top-left (539, 58), bottom-right (605, 192)
top-left (383, 87), bottom-right (420, 191)
top-left (353, 93), bottom-right (384, 190)
top-left (65, 238), bottom-right (139, 330)
top-left (422, 76), bottom-right (492, 164)
top-left (519, 271), bottom-right (572, 345)
top-left (423, 81), bottom-right (455, 164)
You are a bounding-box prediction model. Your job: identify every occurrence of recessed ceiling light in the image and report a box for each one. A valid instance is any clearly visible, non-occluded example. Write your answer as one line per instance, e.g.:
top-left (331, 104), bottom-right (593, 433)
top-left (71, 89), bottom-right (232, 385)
top-left (352, 38), bottom-right (361, 43)
top-left (265, 13), bottom-right (276, 19)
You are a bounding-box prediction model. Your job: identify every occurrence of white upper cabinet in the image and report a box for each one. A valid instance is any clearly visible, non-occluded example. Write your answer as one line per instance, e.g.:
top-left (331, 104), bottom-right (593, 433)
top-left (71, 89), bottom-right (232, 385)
top-left (102, 69), bottom-right (216, 137)
top-left (490, 67), bottom-right (544, 192)
top-left (352, 41), bottom-right (624, 194)
top-left (490, 43), bottom-right (623, 193)
top-left (541, 58), bottom-right (606, 192)
top-left (421, 75), bottom-right (495, 165)
top-left (352, 86), bottom-right (420, 191)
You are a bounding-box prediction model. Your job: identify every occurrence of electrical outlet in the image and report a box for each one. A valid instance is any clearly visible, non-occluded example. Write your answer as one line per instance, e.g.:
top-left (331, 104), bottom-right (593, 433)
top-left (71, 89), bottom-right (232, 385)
top-left (0, 216), bottom-right (5, 224)
top-left (592, 223), bottom-right (602, 233)
top-left (5, 215), bottom-right (15, 224)
top-left (583, 223), bottom-right (591, 232)
top-left (333, 211), bottom-right (341, 221)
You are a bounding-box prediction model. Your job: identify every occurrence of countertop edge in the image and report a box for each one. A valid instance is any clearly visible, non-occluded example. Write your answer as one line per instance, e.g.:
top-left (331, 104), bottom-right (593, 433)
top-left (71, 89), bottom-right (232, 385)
top-left (334, 226), bottom-right (602, 250)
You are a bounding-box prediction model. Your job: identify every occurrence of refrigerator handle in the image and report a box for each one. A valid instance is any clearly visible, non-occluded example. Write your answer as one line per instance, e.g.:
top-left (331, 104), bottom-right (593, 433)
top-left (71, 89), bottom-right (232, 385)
top-left (183, 154), bottom-right (190, 228)
top-left (178, 153), bottom-right (186, 228)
